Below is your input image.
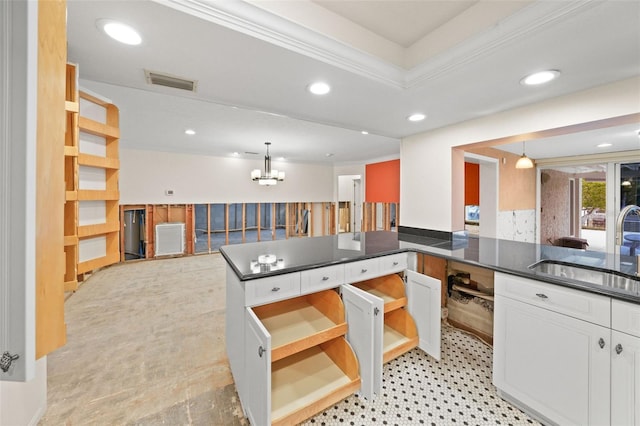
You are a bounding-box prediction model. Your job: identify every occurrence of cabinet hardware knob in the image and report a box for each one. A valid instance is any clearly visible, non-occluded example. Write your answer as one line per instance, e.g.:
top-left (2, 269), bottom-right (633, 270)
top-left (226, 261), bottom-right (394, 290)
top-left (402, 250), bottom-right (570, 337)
top-left (322, 276), bottom-right (329, 281)
top-left (0, 352), bottom-right (19, 373)
top-left (393, 261), bottom-right (398, 266)
top-left (361, 269), bottom-right (367, 273)
top-left (374, 307), bottom-right (380, 316)
top-left (258, 346), bottom-right (265, 358)
top-left (598, 338), bottom-right (605, 349)
top-left (535, 293), bottom-right (548, 299)
top-left (271, 287), bottom-right (280, 292)
top-left (615, 343), bottom-right (623, 355)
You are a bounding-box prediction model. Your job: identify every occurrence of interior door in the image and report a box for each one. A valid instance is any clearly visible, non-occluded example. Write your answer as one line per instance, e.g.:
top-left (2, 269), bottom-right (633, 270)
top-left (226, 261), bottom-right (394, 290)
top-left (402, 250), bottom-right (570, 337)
top-left (405, 270), bottom-right (442, 361)
top-left (244, 308), bottom-right (271, 425)
top-left (341, 285), bottom-right (383, 401)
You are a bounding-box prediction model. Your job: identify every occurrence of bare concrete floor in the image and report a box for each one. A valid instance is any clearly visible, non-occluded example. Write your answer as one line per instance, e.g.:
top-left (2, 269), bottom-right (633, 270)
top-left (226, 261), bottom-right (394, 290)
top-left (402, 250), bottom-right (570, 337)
top-left (39, 253), bottom-right (247, 425)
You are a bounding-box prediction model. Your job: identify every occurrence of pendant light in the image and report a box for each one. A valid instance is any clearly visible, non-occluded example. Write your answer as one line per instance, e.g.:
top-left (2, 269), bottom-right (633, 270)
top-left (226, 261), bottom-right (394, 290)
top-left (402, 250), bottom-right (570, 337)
top-left (515, 141), bottom-right (534, 169)
top-left (251, 142), bottom-right (285, 186)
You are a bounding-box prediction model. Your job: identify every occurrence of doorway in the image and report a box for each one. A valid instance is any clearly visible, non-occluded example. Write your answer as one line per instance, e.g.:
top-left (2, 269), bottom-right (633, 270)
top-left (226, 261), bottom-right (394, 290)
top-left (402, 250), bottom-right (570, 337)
top-left (463, 153), bottom-right (498, 238)
top-left (123, 209), bottom-right (146, 260)
top-left (338, 175), bottom-right (362, 233)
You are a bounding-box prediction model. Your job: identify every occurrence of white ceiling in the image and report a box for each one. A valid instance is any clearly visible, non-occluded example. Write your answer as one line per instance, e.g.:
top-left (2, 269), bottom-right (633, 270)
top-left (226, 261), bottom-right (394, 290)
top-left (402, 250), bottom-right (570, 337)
top-left (66, 0), bottom-right (640, 165)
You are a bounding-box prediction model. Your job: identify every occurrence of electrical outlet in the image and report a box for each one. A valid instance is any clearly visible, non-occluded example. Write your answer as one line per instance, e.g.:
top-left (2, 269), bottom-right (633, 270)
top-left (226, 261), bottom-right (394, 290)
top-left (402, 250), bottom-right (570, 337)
top-left (165, 189), bottom-right (174, 196)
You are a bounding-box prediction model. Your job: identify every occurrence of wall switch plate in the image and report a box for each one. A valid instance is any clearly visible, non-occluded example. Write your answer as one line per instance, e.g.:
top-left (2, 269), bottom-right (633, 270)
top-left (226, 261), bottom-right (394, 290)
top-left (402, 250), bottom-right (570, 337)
top-left (165, 189), bottom-right (174, 196)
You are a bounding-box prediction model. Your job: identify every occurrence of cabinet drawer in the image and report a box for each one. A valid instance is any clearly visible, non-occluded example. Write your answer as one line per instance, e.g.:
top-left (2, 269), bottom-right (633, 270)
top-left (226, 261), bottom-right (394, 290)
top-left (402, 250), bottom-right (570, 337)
top-left (352, 274), bottom-right (407, 313)
top-left (612, 299), bottom-right (640, 338)
top-left (252, 290), bottom-right (347, 362)
top-left (495, 272), bottom-right (610, 327)
top-left (245, 273), bottom-right (301, 307)
top-left (300, 264), bottom-right (345, 293)
top-left (383, 308), bottom-right (418, 364)
top-left (345, 258), bottom-right (380, 282)
top-left (379, 253), bottom-right (407, 273)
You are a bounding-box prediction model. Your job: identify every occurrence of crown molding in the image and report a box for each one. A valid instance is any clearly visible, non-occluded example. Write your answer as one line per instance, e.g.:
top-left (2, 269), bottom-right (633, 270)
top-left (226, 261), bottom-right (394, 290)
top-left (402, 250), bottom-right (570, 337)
top-left (157, 0), bottom-right (406, 89)
top-left (156, 0), bottom-right (601, 91)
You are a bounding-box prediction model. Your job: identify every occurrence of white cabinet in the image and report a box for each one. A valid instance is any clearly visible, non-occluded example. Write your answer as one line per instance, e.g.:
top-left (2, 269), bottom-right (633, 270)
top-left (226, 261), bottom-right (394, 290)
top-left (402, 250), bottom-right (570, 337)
top-left (226, 253), bottom-right (443, 424)
top-left (494, 272), bottom-right (640, 426)
top-left (493, 291), bottom-right (610, 426)
top-left (611, 300), bottom-right (640, 426)
top-left (343, 266), bottom-right (441, 401)
top-left (243, 290), bottom-right (360, 426)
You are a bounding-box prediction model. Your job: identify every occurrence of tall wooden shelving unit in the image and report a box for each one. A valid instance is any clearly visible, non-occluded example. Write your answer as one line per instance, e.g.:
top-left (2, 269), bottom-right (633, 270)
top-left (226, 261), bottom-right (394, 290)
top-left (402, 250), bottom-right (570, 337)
top-left (76, 90), bottom-right (121, 276)
top-left (64, 64), bottom-right (79, 291)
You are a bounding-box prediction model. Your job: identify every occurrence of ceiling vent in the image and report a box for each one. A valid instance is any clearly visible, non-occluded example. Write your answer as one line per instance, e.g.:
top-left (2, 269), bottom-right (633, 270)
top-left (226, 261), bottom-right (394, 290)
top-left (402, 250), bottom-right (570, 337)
top-left (144, 70), bottom-right (197, 92)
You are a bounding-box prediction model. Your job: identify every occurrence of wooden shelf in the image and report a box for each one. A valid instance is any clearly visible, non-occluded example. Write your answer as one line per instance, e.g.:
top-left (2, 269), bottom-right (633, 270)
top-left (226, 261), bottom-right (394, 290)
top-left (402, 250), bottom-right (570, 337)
top-left (78, 116), bottom-right (119, 139)
top-left (271, 338), bottom-right (360, 426)
top-left (65, 190), bottom-right (77, 201)
top-left (77, 189), bottom-right (119, 201)
top-left (78, 222), bottom-right (119, 238)
top-left (353, 274), bottom-right (407, 313)
top-left (253, 290), bottom-right (347, 363)
top-left (382, 308), bottom-right (418, 364)
top-left (78, 153), bottom-right (119, 169)
top-left (77, 252), bottom-right (120, 275)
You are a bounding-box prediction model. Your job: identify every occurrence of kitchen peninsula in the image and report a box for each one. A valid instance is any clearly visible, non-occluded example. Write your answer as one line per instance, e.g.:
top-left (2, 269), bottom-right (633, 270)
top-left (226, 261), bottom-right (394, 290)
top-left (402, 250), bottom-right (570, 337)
top-left (221, 230), bottom-right (640, 426)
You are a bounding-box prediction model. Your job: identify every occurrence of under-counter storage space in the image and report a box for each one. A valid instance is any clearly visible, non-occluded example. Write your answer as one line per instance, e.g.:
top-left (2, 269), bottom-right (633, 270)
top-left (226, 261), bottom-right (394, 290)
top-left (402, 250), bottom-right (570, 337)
top-left (244, 289), bottom-right (360, 426)
top-left (342, 267), bottom-right (441, 401)
top-left (271, 338), bottom-right (360, 425)
top-left (383, 308), bottom-right (418, 363)
top-left (252, 291), bottom-right (348, 362)
top-left (446, 261), bottom-right (495, 344)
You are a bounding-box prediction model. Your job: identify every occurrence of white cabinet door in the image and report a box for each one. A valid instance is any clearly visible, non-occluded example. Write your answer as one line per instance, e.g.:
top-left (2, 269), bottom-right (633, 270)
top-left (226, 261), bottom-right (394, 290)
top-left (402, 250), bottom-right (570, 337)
top-left (493, 295), bottom-right (610, 426)
top-left (341, 284), bottom-right (383, 401)
top-left (244, 309), bottom-right (271, 426)
top-left (405, 270), bottom-right (441, 361)
top-left (611, 330), bottom-right (640, 426)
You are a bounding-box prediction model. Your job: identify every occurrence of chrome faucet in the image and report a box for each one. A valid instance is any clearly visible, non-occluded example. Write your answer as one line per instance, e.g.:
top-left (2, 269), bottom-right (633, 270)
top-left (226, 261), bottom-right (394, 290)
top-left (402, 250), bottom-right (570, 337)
top-left (616, 204), bottom-right (640, 245)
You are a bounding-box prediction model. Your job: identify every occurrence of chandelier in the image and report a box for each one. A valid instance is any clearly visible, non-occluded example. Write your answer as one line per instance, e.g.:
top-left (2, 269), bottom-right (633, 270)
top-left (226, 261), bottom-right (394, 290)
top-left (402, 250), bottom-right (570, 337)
top-left (251, 142), bottom-right (285, 186)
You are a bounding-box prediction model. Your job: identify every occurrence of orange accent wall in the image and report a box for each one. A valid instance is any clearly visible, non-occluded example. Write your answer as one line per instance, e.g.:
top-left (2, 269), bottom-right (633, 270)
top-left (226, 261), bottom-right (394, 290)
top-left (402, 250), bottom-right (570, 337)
top-left (465, 162), bottom-right (480, 205)
top-left (366, 159), bottom-right (400, 203)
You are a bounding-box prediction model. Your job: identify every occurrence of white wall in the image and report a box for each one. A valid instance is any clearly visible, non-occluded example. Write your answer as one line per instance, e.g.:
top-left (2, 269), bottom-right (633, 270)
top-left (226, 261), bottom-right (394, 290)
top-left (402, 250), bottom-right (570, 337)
top-left (401, 77), bottom-right (640, 232)
top-left (119, 148), bottom-right (335, 204)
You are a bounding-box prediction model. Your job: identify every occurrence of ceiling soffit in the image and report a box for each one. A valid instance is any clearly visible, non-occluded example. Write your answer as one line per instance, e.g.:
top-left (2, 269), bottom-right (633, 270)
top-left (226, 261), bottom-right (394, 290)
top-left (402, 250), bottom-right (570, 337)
top-left (157, 0), bottom-right (600, 90)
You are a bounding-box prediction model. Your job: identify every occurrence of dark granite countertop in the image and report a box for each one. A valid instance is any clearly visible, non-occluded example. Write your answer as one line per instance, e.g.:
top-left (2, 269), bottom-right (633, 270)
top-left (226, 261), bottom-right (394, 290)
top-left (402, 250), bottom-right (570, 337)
top-left (219, 231), bottom-right (640, 304)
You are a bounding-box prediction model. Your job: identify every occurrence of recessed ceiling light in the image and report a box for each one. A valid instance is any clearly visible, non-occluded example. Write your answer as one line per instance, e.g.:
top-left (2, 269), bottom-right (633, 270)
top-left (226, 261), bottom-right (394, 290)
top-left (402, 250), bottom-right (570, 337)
top-left (361, 131), bottom-right (369, 135)
top-left (520, 70), bottom-right (560, 86)
top-left (97, 19), bottom-right (142, 45)
top-left (408, 113), bottom-right (426, 122)
top-left (232, 152), bottom-right (239, 156)
top-left (308, 82), bottom-right (331, 95)
top-left (597, 143), bottom-right (612, 148)
top-left (326, 153), bottom-right (334, 157)
top-left (277, 157), bottom-right (285, 161)
top-left (185, 129), bottom-right (196, 135)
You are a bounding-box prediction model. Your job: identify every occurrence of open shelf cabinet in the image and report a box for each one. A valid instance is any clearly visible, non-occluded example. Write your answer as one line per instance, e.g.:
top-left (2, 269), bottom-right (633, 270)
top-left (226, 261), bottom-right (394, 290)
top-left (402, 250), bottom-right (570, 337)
top-left (245, 289), bottom-right (360, 425)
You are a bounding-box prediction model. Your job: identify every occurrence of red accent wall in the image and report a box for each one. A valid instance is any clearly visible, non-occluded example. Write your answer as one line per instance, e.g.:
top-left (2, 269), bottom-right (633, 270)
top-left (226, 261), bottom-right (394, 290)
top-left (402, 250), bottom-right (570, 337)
top-left (366, 159), bottom-right (400, 203)
top-left (465, 162), bottom-right (480, 205)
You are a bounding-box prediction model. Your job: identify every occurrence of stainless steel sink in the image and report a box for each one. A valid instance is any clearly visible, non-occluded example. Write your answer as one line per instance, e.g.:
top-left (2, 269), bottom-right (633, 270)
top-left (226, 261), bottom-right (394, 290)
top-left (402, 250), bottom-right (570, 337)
top-left (529, 260), bottom-right (639, 293)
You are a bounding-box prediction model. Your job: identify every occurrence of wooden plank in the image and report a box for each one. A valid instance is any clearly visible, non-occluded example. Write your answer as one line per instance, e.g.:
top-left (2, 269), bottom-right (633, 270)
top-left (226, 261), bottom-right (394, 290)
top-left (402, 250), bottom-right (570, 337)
top-left (422, 254), bottom-right (448, 307)
top-left (78, 222), bottom-right (119, 238)
top-left (207, 203), bottom-right (211, 252)
top-left (119, 206), bottom-right (125, 262)
top-left (77, 252), bottom-right (120, 274)
top-left (63, 280), bottom-right (78, 292)
top-left (77, 189), bottom-right (119, 200)
top-left (63, 235), bottom-right (78, 246)
top-left (185, 204), bottom-right (194, 254)
top-left (78, 116), bottom-right (119, 138)
top-left (36, 0), bottom-right (67, 359)
top-left (65, 190), bottom-right (77, 201)
top-left (78, 153), bottom-right (119, 169)
top-left (257, 203), bottom-right (261, 242)
top-left (242, 203), bottom-right (246, 243)
top-left (63, 145), bottom-right (78, 157)
top-left (272, 203), bottom-right (276, 240)
top-left (64, 100), bottom-right (79, 113)
top-left (79, 90), bottom-right (111, 107)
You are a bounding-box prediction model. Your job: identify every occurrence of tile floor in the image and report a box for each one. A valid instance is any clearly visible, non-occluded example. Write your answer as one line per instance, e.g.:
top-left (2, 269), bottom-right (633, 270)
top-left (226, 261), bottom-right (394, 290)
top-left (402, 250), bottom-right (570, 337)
top-left (39, 253), bottom-right (539, 425)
